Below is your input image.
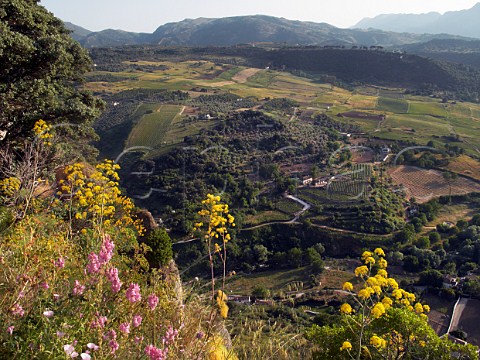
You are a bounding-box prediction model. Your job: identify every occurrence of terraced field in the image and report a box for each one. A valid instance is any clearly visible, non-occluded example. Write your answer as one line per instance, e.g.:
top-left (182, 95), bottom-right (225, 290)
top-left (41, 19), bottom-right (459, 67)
top-left (127, 104), bottom-right (183, 148)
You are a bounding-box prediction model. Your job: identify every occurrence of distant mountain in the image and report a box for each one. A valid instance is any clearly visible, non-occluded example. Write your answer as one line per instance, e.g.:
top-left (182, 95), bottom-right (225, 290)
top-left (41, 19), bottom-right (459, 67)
top-left (64, 22), bottom-right (92, 42)
top-left (354, 3), bottom-right (480, 39)
top-left (67, 15), bottom-right (469, 48)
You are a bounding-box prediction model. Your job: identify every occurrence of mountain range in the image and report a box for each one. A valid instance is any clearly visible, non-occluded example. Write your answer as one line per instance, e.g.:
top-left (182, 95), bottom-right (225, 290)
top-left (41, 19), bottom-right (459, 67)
top-left (65, 15), bottom-right (470, 48)
top-left (354, 3), bottom-right (480, 39)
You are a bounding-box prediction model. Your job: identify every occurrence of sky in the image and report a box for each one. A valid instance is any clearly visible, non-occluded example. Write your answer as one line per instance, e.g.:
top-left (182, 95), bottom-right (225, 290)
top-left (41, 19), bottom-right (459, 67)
top-left (40, 0), bottom-right (480, 33)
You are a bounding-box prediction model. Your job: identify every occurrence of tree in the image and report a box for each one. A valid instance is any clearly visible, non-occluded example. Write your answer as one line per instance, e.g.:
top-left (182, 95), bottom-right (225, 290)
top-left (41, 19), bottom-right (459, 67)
top-left (287, 247), bottom-right (303, 268)
top-left (418, 269), bottom-right (443, 288)
top-left (0, 0), bottom-right (103, 148)
top-left (253, 244), bottom-right (269, 264)
top-left (143, 228), bottom-right (173, 267)
top-left (252, 285), bottom-right (270, 299)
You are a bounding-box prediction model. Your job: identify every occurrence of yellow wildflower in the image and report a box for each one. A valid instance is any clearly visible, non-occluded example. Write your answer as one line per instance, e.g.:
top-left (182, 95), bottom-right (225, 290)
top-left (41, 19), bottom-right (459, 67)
top-left (374, 248), bottom-right (385, 257)
top-left (414, 302), bottom-right (424, 314)
top-left (358, 287), bottom-right (374, 300)
top-left (342, 282), bottom-right (354, 291)
top-left (340, 341), bottom-right (352, 351)
top-left (362, 251), bottom-right (373, 260)
top-left (355, 266), bottom-right (369, 277)
top-left (371, 303), bottom-right (386, 318)
top-left (378, 258), bottom-right (387, 269)
top-left (370, 335), bottom-right (386, 348)
top-left (340, 303), bottom-right (353, 314)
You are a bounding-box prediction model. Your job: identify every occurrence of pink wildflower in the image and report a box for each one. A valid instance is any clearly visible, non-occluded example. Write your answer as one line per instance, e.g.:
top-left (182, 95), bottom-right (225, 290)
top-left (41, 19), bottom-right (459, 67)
top-left (56, 331), bottom-right (66, 338)
top-left (43, 310), bottom-right (54, 318)
top-left (86, 253), bottom-right (101, 274)
top-left (163, 325), bottom-right (178, 345)
top-left (90, 314), bottom-right (108, 329)
top-left (73, 280), bottom-right (85, 296)
top-left (135, 336), bottom-right (144, 344)
top-left (40, 281), bottom-right (49, 290)
top-left (80, 354), bottom-right (91, 360)
top-left (148, 294), bottom-right (159, 311)
top-left (145, 345), bottom-right (168, 360)
top-left (106, 267), bottom-right (122, 293)
top-left (132, 314), bottom-right (142, 328)
top-left (109, 339), bottom-right (119, 354)
top-left (99, 235), bottom-right (115, 264)
top-left (11, 303), bottom-right (24, 317)
top-left (55, 257), bottom-right (65, 268)
top-left (119, 322), bottom-right (130, 335)
top-left (7, 326), bottom-right (14, 335)
top-left (64, 344), bottom-right (78, 357)
top-left (87, 343), bottom-right (99, 351)
top-left (126, 283), bottom-right (141, 303)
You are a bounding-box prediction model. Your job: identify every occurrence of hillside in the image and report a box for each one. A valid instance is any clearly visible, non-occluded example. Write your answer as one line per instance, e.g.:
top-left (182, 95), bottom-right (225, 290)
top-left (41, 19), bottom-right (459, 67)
top-left (355, 3), bottom-right (480, 39)
top-left (399, 39), bottom-right (480, 69)
top-left (68, 15), bottom-right (469, 48)
top-left (89, 46), bottom-right (480, 102)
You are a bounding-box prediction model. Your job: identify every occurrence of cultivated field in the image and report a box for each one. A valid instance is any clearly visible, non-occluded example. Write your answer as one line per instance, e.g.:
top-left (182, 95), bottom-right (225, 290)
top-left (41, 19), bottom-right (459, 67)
top-left (388, 165), bottom-right (480, 202)
top-left (442, 155), bottom-right (480, 181)
top-left (376, 97), bottom-right (409, 113)
top-left (87, 58), bottom-right (480, 154)
top-left (451, 298), bottom-right (480, 346)
top-left (127, 104), bottom-right (183, 148)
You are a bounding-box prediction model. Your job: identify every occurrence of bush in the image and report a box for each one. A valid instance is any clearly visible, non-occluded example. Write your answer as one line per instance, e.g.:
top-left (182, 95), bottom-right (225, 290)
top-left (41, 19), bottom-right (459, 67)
top-left (143, 228), bottom-right (173, 268)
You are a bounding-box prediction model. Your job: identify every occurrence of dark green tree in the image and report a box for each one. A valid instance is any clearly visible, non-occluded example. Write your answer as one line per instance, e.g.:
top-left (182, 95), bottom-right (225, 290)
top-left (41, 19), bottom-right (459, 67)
top-left (144, 228), bottom-right (173, 268)
top-left (0, 0), bottom-right (103, 149)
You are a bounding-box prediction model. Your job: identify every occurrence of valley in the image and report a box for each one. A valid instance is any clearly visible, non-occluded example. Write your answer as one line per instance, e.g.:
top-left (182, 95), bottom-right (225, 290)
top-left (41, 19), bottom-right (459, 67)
top-left (87, 47), bottom-right (480, 348)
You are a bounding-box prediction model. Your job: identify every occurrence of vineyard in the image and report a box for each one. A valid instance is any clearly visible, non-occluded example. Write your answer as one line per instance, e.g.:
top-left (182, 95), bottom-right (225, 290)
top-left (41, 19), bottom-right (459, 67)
top-left (327, 180), bottom-right (369, 200)
top-left (126, 104), bottom-right (182, 148)
top-left (388, 165), bottom-right (480, 203)
top-left (351, 163), bottom-right (373, 180)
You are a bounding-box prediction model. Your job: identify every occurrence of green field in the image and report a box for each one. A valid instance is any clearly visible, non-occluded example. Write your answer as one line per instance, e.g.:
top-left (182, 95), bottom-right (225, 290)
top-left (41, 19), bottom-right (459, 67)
top-left (244, 211), bottom-right (290, 226)
top-left (217, 66), bottom-right (244, 80)
top-left (377, 97), bottom-right (409, 113)
top-left (408, 101), bottom-right (448, 117)
top-left (88, 59), bottom-right (480, 153)
top-left (275, 198), bottom-right (303, 214)
top-left (127, 104), bottom-right (182, 148)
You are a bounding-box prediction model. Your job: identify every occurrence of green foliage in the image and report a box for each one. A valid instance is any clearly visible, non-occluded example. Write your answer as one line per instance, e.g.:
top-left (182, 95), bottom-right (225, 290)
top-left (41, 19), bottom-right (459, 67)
top-left (0, 206), bottom-right (13, 232)
top-left (418, 269), bottom-right (443, 288)
top-left (144, 228), bottom-right (173, 267)
top-left (0, 0), bottom-right (103, 146)
top-left (306, 250), bottom-right (479, 360)
top-left (251, 285), bottom-right (270, 299)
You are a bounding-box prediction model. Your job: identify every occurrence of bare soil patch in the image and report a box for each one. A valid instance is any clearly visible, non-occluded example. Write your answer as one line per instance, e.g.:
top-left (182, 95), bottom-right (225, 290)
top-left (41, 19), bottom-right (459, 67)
top-left (388, 165), bottom-right (480, 203)
top-left (451, 298), bottom-right (480, 346)
top-left (351, 148), bottom-right (375, 163)
top-left (232, 68), bottom-right (262, 83)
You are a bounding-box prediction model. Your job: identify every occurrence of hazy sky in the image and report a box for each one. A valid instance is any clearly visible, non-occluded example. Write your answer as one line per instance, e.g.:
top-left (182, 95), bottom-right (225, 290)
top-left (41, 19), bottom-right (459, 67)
top-left (40, 0), bottom-right (480, 33)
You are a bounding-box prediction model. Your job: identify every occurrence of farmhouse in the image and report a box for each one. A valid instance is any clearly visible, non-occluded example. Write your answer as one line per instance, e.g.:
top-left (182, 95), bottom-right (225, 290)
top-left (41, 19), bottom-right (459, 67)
top-left (442, 274), bottom-right (458, 289)
top-left (302, 176), bottom-right (313, 186)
